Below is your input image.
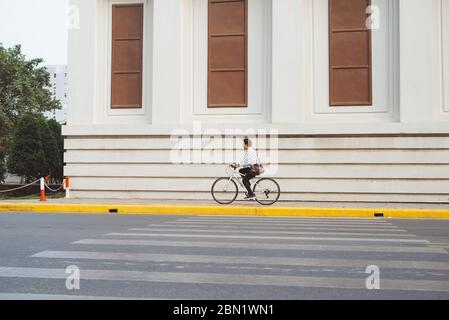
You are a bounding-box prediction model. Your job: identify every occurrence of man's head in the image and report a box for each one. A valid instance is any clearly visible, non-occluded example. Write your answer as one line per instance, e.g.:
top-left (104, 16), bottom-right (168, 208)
top-left (243, 137), bottom-right (252, 150)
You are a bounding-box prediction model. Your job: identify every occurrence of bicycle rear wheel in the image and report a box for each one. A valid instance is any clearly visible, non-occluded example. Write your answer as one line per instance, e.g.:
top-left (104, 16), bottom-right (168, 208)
top-left (253, 178), bottom-right (281, 206)
top-left (211, 178), bottom-right (239, 205)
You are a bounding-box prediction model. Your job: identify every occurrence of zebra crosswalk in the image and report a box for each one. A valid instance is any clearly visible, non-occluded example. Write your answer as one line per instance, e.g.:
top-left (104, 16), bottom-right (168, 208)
top-left (0, 215), bottom-right (448, 299)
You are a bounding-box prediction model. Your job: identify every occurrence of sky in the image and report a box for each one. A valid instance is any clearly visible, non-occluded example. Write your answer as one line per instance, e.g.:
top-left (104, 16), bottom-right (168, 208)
top-left (0, 0), bottom-right (69, 66)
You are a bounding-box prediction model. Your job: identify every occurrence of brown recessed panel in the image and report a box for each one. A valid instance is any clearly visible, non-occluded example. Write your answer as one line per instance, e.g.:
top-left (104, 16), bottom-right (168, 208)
top-left (112, 5), bottom-right (144, 38)
top-left (209, 1), bottom-right (245, 35)
top-left (330, 31), bottom-right (370, 66)
top-left (330, 0), bottom-right (368, 29)
top-left (330, 68), bottom-right (371, 105)
top-left (329, 0), bottom-right (372, 106)
top-left (111, 4), bottom-right (143, 109)
top-left (209, 71), bottom-right (246, 107)
top-left (111, 73), bottom-right (142, 108)
top-left (209, 36), bottom-right (245, 69)
top-left (208, 0), bottom-right (247, 108)
top-left (112, 39), bottom-right (142, 72)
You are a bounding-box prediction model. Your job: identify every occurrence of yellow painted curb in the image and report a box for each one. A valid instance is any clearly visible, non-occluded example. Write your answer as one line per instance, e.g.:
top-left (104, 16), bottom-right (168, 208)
top-left (0, 203), bottom-right (449, 219)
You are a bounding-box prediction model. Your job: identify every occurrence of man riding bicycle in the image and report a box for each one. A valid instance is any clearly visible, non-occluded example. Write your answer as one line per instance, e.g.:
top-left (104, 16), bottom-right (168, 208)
top-left (212, 138), bottom-right (277, 205)
top-left (231, 138), bottom-right (262, 200)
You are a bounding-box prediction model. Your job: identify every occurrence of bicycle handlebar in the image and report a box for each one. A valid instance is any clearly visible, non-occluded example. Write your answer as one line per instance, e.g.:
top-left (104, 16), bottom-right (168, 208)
top-left (226, 165), bottom-right (239, 176)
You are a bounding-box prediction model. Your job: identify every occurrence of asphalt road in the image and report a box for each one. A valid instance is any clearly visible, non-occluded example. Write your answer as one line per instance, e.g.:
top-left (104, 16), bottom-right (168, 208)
top-left (0, 212), bottom-right (448, 300)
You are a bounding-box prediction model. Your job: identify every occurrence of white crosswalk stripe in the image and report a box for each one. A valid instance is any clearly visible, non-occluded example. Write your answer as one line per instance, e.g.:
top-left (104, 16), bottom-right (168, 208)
top-left (31, 250), bottom-right (449, 270)
top-left (106, 232), bottom-right (429, 243)
top-left (0, 293), bottom-right (150, 300)
top-left (1, 215), bottom-right (448, 298)
top-left (199, 215), bottom-right (390, 221)
top-left (166, 220), bottom-right (396, 227)
top-left (130, 227), bottom-right (415, 238)
top-left (178, 217), bottom-right (393, 224)
top-left (0, 267), bottom-right (448, 292)
top-left (73, 239), bottom-right (447, 254)
top-left (146, 223), bottom-right (408, 232)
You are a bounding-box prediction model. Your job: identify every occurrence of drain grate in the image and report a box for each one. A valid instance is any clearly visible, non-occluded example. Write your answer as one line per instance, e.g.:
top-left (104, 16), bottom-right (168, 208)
top-left (374, 213), bottom-right (384, 218)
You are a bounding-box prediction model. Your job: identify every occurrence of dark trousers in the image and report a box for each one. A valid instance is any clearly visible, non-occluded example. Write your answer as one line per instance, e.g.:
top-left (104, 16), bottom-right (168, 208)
top-left (239, 167), bottom-right (255, 195)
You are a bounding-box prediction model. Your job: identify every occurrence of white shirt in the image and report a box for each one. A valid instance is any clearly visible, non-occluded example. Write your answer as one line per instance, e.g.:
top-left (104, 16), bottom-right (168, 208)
top-left (239, 147), bottom-right (260, 168)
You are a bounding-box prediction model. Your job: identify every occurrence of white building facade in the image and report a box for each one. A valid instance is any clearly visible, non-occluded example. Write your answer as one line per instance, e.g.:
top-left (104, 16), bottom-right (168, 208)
top-left (63, 0), bottom-right (449, 203)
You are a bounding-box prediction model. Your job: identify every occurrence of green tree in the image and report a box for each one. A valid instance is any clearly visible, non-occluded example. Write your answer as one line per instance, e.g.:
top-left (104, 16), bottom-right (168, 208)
top-left (0, 44), bottom-right (61, 125)
top-left (37, 116), bottom-right (62, 182)
top-left (7, 114), bottom-right (48, 182)
top-left (0, 113), bottom-right (9, 182)
top-left (47, 119), bottom-right (64, 181)
top-left (0, 44), bottom-right (61, 174)
top-left (0, 150), bottom-right (6, 183)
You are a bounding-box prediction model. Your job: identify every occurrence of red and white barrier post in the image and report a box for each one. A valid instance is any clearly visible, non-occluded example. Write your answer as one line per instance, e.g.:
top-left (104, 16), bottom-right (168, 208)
top-left (64, 177), bottom-right (70, 198)
top-left (40, 177), bottom-right (46, 202)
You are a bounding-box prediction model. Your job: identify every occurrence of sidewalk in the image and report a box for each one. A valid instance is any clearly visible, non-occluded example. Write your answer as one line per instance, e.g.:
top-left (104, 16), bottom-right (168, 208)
top-left (0, 198), bottom-right (448, 219)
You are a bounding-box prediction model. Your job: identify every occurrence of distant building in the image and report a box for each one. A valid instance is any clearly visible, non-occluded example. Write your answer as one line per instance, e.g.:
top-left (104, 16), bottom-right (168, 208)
top-left (45, 65), bottom-right (68, 123)
top-left (3, 173), bottom-right (21, 185)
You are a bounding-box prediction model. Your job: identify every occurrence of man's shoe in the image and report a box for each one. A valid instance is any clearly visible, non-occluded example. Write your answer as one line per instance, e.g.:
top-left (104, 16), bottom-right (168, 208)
top-left (243, 193), bottom-right (256, 200)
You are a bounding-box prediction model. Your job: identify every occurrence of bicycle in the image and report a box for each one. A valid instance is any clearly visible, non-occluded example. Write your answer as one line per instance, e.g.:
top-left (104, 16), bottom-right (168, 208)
top-left (211, 165), bottom-right (281, 206)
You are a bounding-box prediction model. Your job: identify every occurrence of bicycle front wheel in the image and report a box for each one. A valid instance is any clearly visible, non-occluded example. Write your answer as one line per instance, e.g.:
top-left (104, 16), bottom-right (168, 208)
top-left (211, 178), bottom-right (239, 205)
top-left (253, 178), bottom-right (281, 206)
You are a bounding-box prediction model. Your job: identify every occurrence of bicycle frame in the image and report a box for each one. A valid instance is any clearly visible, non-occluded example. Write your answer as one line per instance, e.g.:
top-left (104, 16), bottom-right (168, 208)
top-left (224, 167), bottom-right (251, 192)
